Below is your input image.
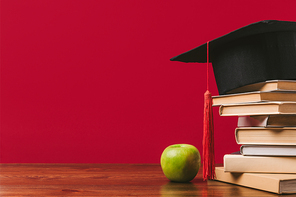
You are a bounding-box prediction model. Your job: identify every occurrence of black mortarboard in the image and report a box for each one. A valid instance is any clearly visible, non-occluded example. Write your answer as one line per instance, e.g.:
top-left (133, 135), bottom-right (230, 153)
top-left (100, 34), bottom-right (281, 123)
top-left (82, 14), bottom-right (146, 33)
top-left (170, 20), bottom-right (296, 95)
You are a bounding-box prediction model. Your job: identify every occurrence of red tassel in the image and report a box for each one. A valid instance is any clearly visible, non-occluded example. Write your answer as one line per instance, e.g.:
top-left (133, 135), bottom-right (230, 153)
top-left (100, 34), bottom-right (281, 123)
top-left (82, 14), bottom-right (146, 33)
top-left (202, 41), bottom-right (215, 180)
top-left (203, 90), bottom-right (215, 180)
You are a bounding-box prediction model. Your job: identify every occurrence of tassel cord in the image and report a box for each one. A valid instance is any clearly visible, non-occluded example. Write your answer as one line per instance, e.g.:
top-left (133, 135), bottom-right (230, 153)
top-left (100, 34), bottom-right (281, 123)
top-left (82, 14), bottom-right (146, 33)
top-left (202, 41), bottom-right (215, 180)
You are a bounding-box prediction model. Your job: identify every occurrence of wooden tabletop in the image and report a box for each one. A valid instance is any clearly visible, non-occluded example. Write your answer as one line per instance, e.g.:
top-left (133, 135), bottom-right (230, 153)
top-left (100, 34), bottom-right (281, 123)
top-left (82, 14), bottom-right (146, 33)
top-left (0, 163), bottom-right (294, 196)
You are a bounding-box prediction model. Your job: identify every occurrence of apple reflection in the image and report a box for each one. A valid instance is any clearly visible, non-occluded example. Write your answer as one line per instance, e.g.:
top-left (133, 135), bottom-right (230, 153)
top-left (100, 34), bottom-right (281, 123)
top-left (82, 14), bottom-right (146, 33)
top-left (160, 182), bottom-right (198, 196)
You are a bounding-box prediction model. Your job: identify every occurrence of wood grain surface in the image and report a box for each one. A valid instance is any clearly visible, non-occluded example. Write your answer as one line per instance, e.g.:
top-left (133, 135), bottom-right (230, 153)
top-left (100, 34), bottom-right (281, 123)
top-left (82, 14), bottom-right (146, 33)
top-left (0, 163), bottom-right (295, 196)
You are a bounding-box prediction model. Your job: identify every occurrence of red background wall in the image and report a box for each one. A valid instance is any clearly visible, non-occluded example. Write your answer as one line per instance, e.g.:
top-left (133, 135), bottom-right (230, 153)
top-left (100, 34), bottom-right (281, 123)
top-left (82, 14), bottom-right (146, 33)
top-left (1, 0), bottom-right (296, 163)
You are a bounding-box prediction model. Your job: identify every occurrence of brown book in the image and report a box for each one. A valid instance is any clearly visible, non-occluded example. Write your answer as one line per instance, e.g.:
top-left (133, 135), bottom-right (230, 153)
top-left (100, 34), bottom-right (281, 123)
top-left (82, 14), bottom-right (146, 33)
top-left (227, 80), bottom-right (296, 94)
top-left (215, 167), bottom-right (296, 194)
top-left (219, 102), bottom-right (296, 116)
top-left (237, 115), bottom-right (296, 127)
top-left (212, 91), bottom-right (296, 106)
top-left (223, 154), bottom-right (296, 173)
top-left (235, 127), bottom-right (296, 145)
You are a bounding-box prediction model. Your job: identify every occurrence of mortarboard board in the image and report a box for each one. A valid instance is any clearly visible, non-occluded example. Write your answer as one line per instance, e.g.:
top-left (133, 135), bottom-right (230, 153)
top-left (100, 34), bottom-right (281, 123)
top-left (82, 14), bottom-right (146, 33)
top-left (170, 20), bottom-right (296, 95)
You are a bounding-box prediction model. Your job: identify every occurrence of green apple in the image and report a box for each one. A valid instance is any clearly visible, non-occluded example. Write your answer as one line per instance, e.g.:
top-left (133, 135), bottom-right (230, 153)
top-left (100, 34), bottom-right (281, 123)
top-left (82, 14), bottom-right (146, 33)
top-left (160, 144), bottom-right (201, 182)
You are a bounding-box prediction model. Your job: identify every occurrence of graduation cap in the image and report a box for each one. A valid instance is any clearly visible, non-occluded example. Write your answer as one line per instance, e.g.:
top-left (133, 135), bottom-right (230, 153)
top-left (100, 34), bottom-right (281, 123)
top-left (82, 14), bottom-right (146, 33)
top-left (171, 20), bottom-right (296, 95)
top-left (170, 20), bottom-right (296, 180)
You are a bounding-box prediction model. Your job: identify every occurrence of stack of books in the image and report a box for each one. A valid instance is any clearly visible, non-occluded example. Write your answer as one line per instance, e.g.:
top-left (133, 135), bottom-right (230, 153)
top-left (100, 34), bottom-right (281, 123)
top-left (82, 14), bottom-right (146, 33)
top-left (212, 80), bottom-right (296, 194)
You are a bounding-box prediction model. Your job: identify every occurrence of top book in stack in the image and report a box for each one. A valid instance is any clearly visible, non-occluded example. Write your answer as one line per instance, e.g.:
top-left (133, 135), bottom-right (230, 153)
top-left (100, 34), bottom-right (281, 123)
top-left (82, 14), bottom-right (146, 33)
top-left (213, 89), bottom-right (296, 106)
top-left (227, 80), bottom-right (296, 94)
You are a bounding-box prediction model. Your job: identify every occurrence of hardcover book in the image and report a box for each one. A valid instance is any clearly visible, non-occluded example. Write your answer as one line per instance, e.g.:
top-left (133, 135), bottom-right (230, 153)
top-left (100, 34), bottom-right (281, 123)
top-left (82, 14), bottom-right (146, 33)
top-left (215, 167), bottom-right (296, 194)
top-left (240, 145), bottom-right (296, 156)
top-left (219, 102), bottom-right (296, 116)
top-left (235, 127), bottom-right (296, 145)
top-left (227, 80), bottom-right (296, 94)
top-left (212, 90), bottom-right (296, 106)
top-left (224, 154), bottom-right (296, 173)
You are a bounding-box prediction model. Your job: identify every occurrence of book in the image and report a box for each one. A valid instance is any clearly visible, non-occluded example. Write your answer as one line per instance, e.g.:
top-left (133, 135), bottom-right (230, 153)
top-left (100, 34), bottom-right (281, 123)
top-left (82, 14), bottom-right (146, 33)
top-left (240, 145), bottom-right (296, 156)
top-left (215, 167), bottom-right (296, 194)
top-left (235, 127), bottom-right (296, 145)
top-left (237, 115), bottom-right (296, 127)
top-left (212, 91), bottom-right (296, 106)
top-left (227, 80), bottom-right (296, 94)
top-left (219, 102), bottom-right (296, 116)
top-left (223, 154), bottom-right (296, 173)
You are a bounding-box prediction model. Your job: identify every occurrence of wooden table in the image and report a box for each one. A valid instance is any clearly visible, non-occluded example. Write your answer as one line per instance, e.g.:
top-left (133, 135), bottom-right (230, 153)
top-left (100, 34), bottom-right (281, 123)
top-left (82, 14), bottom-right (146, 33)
top-left (0, 163), bottom-right (294, 196)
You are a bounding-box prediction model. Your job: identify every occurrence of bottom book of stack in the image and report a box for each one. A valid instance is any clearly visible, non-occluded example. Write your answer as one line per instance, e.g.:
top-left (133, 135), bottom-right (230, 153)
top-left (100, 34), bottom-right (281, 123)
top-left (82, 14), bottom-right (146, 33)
top-left (215, 167), bottom-right (296, 194)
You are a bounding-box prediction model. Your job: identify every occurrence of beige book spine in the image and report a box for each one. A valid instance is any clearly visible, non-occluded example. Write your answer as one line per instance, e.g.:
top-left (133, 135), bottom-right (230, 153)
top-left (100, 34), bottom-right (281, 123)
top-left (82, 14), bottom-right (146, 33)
top-left (215, 167), bottom-right (280, 194)
top-left (224, 154), bottom-right (296, 173)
